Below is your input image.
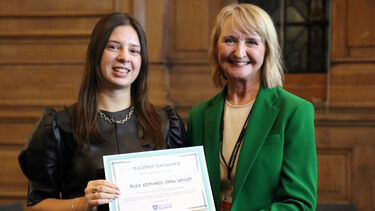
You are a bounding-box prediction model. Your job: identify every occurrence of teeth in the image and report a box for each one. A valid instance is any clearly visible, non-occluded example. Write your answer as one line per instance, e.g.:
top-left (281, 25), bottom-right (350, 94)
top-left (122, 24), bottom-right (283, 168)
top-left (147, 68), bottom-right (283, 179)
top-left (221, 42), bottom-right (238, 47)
top-left (113, 67), bottom-right (129, 73)
top-left (231, 61), bottom-right (249, 65)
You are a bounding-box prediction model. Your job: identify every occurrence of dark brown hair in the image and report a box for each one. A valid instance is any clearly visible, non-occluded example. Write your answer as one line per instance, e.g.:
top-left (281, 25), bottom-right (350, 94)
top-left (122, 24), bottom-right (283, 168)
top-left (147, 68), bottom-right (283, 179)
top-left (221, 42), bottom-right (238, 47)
top-left (73, 13), bottom-right (165, 149)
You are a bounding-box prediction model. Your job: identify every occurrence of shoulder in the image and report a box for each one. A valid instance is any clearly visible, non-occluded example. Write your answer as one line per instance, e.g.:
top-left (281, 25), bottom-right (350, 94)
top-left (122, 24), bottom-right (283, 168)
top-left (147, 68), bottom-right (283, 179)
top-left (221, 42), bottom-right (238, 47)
top-left (159, 106), bottom-right (185, 132)
top-left (264, 87), bottom-right (314, 112)
top-left (158, 106), bottom-right (181, 125)
top-left (276, 87), bottom-right (311, 104)
top-left (18, 107), bottom-right (62, 179)
top-left (159, 106), bottom-right (188, 148)
top-left (189, 91), bottom-right (224, 119)
top-left (28, 104), bottom-right (75, 132)
top-left (22, 104), bottom-right (76, 152)
top-left (30, 107), bottom-right (59, 139)
top-left (55, 104), bottom-right (76, 132)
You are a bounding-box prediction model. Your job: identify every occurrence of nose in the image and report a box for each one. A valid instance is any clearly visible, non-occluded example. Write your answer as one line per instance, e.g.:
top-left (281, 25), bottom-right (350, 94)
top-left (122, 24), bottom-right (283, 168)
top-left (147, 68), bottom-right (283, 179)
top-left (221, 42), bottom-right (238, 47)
top-left (117, 49), bottom-right (130, 63)
top-left (234, 42), bottom-right (246, 58)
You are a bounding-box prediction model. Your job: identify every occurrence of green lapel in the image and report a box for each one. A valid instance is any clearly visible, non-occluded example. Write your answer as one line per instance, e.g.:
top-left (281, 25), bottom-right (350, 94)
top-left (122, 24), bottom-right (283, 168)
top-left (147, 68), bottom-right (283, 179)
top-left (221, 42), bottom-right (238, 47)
top-left (203, 90), bottom-right (225, 207)
top-left (232, 86), bottom-right (280, 203)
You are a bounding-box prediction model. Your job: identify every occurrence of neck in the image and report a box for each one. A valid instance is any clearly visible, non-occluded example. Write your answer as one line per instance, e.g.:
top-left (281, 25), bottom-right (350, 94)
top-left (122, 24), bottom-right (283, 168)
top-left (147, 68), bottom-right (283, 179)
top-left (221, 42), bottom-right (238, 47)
top-left (226, 79), bottom-right (260, 106)
top-left (97, 87), bottom-right (132, 112)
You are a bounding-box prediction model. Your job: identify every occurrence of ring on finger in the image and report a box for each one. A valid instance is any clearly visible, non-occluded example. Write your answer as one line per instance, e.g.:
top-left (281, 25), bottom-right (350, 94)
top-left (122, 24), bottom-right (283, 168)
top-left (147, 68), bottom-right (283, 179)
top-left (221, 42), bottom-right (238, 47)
top-left (92, 185), bottom-right (98, 194)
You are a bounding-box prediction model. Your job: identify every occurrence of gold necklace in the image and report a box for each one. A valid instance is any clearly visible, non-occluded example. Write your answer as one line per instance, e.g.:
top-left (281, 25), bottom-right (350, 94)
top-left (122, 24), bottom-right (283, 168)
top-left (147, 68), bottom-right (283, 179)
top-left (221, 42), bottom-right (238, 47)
top-left (98, 106), bottom-right (135, 124)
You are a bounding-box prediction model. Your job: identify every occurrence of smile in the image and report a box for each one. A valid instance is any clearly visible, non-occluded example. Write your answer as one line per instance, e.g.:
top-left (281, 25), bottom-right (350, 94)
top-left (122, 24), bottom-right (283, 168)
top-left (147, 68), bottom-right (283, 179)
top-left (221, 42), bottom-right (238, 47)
top-left (113, 67), bottom-right (130, 73)
top-left (230, 60), bottom-right (251, 65)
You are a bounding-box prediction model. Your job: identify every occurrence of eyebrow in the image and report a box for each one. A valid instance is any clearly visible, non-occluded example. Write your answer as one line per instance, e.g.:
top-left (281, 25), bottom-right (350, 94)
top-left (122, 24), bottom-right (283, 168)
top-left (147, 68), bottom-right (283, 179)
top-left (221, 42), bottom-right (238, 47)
top-left (107, 40), bottom-right (120, 44)
top-left (107, 40), bottom-right (141, 48)
top-left (246, 36), bottom-right (262, 40)
top-left (221, 35), bottom-right (236, 39)
top-left (247, 33), bottom-right (262, 39)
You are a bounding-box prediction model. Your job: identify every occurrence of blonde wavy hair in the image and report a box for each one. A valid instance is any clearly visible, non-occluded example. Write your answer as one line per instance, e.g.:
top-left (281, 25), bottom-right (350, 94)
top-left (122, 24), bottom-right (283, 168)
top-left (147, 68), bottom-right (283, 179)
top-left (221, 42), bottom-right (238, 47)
top-left (209, 3), bottom-right (284, 88)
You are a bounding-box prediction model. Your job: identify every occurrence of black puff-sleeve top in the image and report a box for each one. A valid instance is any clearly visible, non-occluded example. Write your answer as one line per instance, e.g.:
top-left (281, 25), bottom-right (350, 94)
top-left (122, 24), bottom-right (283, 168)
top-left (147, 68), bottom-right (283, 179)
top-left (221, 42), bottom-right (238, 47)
top-left (18, 104), bottom-right (188, 206)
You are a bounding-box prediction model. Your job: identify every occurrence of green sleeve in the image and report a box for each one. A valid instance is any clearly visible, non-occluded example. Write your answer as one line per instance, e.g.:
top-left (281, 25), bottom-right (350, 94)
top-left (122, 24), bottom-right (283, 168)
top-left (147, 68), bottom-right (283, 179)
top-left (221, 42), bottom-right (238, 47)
top-left (269, 101), bottom-right (317, 211)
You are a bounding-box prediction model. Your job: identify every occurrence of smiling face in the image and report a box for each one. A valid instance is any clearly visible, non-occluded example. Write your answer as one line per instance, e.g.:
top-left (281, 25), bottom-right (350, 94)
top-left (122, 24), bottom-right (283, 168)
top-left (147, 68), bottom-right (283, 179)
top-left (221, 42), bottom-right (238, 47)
top-left (217, 16), bottom-right (266, 84)
top-left (100, 25), bottom-right (141, 90)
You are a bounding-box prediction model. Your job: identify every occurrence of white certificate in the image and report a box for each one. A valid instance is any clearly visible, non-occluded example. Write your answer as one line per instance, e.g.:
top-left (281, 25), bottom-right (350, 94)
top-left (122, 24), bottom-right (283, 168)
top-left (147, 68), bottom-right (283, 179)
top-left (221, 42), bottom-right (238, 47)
top-left (103, 146), bottom-right (216, 211)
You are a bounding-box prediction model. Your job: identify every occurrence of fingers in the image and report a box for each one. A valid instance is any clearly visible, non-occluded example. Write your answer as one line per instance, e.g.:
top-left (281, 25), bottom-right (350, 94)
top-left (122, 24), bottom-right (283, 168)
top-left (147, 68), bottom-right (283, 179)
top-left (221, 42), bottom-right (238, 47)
top-left (87, 193), bottom-right (115, 206)
top-left (86, 180), bottom-right (120, 194)
top-left (85, 180), bottom-right (120, 206)
top-left (94, 179), bottom-right (120, 190)
top-left (92, 185), bottom-right (98, 194)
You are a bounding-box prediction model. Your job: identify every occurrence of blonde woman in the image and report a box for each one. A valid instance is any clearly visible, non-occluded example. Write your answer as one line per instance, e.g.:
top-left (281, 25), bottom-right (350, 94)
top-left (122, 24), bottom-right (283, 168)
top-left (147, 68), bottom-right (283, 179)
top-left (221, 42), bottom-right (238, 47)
top-left (188, 3), bottom-right (317, 211)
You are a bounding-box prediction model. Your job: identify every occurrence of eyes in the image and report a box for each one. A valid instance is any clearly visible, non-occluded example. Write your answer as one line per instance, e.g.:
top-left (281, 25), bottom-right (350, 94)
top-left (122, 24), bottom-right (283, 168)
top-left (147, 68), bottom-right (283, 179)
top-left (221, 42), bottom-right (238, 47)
top-left (223, 36), bottom-right (260, 46)
top-left (105, 42), bottom-right (141, 55)
top-left (107, 44), bottom-right (120, 50)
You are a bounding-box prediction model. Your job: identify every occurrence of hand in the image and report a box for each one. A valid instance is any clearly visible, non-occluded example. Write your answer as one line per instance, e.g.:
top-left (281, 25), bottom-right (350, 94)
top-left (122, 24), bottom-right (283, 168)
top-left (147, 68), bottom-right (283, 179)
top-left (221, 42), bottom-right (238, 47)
top-left (84, 179), bottom-right (120, 209)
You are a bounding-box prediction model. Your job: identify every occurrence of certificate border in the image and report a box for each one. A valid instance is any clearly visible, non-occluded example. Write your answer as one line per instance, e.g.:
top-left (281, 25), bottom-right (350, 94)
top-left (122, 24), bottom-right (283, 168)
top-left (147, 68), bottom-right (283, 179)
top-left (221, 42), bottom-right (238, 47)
top-left (103, 146), bottom-right (216, 211)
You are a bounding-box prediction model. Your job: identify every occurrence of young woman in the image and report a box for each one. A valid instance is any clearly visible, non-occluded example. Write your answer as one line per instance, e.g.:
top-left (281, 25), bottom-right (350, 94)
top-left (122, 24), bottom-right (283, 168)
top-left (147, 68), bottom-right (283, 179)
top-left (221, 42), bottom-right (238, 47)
top-left (19, 13), bottom-right (187, 211)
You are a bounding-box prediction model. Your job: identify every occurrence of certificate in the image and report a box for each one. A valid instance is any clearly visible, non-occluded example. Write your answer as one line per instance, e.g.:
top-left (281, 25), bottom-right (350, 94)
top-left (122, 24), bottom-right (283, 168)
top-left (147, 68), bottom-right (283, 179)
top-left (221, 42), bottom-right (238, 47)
top-left (103, 146), bottom-right (216, 211)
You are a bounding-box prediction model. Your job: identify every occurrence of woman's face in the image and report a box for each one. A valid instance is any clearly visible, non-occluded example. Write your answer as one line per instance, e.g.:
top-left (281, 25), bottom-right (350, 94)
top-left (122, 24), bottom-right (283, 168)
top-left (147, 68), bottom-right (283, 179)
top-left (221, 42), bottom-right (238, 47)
top-left (217, 16), bottom-right (265, 83)
top-left (100, 25), bottom-right (141, 90)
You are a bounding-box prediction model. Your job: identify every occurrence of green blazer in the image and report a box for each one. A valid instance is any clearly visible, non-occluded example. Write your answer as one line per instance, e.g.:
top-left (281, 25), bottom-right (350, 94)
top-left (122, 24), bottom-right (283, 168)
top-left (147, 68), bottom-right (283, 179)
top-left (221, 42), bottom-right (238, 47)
top-left (187, 86), bottom-right (317, 211)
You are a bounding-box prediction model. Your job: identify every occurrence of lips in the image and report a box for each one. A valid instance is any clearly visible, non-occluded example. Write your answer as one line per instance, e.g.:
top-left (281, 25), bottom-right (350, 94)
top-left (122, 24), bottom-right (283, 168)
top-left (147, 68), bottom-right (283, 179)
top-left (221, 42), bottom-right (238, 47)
top-left (113, 67), bottom-right (130, 73)
top-left (229, 60), bottom-right (251, 65)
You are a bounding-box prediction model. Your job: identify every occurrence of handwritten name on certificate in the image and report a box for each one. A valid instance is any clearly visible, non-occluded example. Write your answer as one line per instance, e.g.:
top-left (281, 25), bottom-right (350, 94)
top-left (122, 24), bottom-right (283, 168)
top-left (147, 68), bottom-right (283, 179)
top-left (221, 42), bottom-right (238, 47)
top-left (103, 146), bottom-right (216, 211)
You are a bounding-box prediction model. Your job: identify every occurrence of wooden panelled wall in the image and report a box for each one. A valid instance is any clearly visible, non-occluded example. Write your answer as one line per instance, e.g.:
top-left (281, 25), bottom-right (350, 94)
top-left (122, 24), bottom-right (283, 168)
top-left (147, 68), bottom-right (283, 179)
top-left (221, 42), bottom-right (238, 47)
top-left (0, 0), bottom-right (374, 210)
top-left (314, 0), bottom-right (375, 210)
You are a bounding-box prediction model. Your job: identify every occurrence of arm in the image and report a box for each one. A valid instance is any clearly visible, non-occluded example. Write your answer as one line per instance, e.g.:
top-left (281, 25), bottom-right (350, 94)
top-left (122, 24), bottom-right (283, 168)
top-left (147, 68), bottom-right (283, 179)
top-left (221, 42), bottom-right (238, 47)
top-left (18, 108), bottom-right (119, 210)
top-left (267, 102), bottom-right (317, 211)
top-left (27, 198), bottom-right (85, 211)
top-left (18, 108), bottom-right (63, 206)
top-left (27, 180), bottom-right (120, 211)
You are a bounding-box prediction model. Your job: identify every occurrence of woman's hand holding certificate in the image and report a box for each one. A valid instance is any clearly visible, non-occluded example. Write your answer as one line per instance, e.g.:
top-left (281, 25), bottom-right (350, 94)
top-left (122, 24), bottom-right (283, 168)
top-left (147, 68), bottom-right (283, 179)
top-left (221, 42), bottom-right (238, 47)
top-left (103, 146), bottom-right (216, 211)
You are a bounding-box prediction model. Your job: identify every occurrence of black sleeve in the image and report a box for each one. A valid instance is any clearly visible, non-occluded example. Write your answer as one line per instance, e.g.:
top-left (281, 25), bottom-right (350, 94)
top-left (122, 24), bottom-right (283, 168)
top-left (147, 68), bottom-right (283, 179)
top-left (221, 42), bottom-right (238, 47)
top-left (162, 106), bottom-right (188, 149)
top-left (18, 107), bottom-right (64, 206)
